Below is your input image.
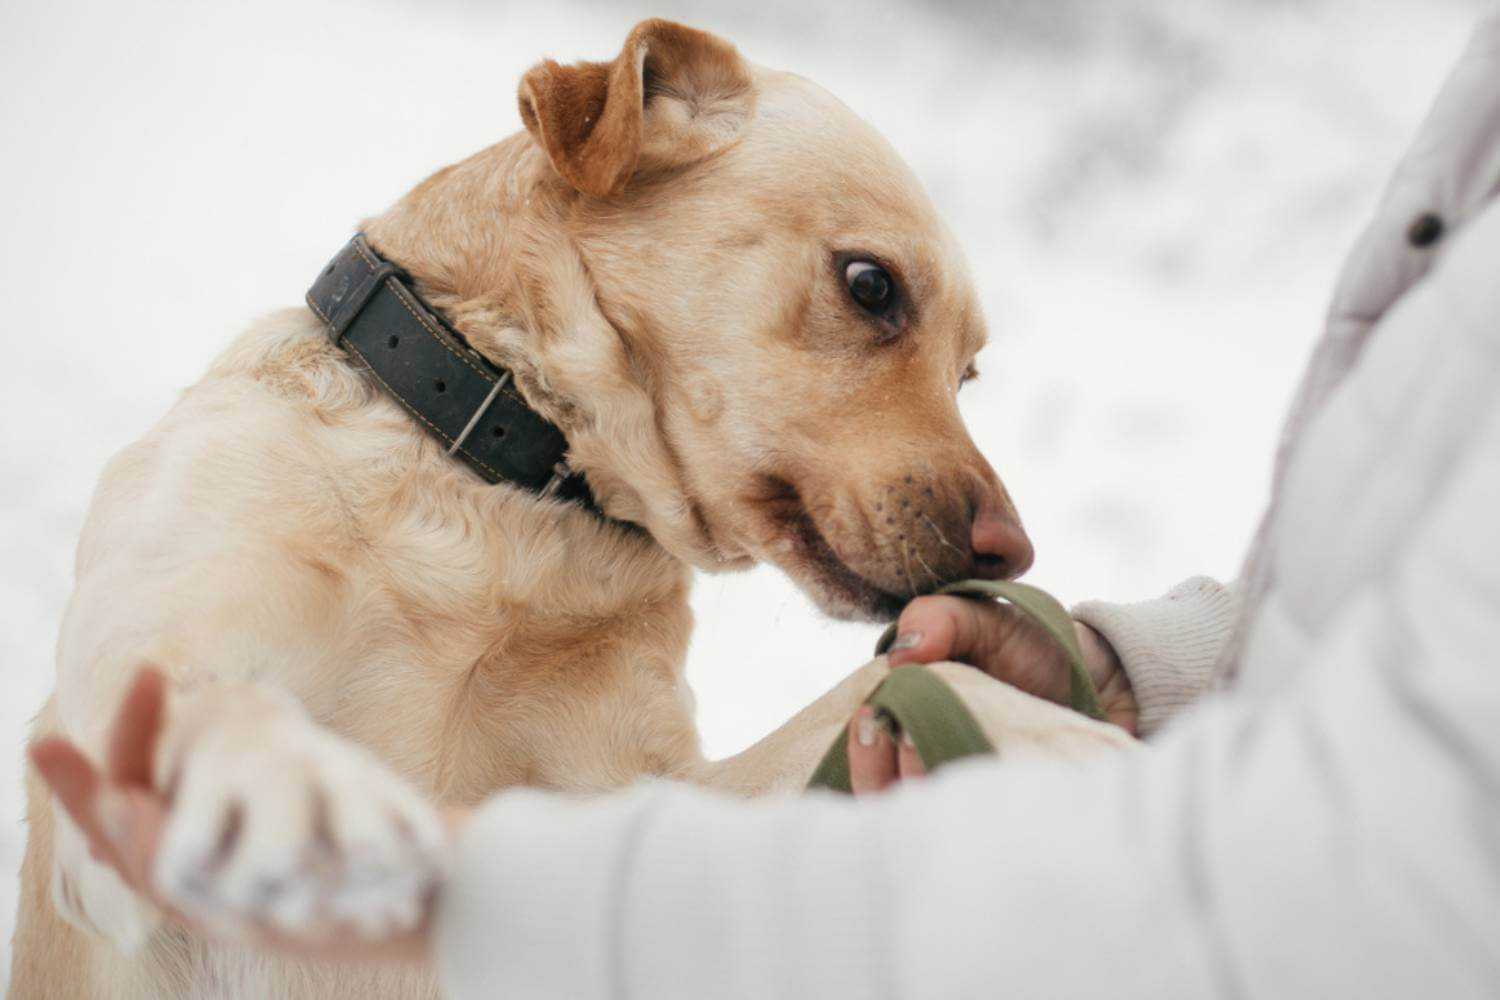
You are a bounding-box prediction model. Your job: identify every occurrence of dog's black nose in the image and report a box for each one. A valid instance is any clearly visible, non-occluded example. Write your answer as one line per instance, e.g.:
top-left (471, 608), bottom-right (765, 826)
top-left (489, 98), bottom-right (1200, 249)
top-left (970, 506), bottom-right (1034, 580)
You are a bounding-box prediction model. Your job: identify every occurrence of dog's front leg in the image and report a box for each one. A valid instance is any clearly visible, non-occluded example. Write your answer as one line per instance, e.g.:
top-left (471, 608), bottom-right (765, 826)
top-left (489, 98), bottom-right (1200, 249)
top-left (694, 658), bottom-right (1138, 799)
top-left (46, 675), bottom-right (448, 953)
top-left (694, 657), bottom-right (893, 796)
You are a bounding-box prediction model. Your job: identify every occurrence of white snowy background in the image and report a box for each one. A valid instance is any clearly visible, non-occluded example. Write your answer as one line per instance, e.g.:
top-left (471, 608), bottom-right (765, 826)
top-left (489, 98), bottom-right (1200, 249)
top-left (0, 0), bottom-right (1486, 982)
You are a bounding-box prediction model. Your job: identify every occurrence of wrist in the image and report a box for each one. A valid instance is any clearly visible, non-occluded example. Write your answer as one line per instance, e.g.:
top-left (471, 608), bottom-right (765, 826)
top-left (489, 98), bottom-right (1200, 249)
top-left (1072, 621), bottom-right (1138, 734)
top-left (1072, 622), bottom-right (1118, 680)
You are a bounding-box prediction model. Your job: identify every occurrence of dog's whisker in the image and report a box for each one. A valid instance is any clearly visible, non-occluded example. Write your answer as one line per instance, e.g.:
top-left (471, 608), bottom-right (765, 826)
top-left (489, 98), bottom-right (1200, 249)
top-left (900, 540), bottom-right (918, 596)
top-left (921, 513), bottom-right (965, 558)
top-left (913, 548), bottom-right (941, 587)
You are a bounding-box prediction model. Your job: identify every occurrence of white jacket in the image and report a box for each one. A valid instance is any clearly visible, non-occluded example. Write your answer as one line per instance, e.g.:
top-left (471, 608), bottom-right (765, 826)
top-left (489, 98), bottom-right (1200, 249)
top-left (434, 17), bottom-right (1500, 998)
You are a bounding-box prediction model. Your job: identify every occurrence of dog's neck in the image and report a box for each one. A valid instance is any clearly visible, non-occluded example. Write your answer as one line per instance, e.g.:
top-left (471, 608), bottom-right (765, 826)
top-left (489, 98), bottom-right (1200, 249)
top-left (361, 136), bottom-right (581, 433)
top-left (359, 134), bottom-right (743, 571)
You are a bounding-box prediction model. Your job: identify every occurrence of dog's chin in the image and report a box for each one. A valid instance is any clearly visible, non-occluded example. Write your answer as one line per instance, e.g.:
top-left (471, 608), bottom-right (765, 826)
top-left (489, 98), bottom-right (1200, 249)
top-left (791, 555), bottom-right (907, 623)
top-left (751, 478), bottom-right (906, 623)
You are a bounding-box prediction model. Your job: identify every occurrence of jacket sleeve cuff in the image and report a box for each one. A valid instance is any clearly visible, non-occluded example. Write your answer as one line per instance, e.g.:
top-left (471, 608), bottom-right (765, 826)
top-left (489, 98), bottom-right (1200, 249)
top-left (433, 786), bottom-right (657, 999)
top-left (1072, 577), bottom-right (1239, 737)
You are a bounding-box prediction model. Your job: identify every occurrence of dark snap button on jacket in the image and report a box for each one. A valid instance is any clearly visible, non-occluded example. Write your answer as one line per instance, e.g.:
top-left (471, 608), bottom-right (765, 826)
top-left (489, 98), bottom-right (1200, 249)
top-left (1407, 212), bottom-right (1445, 247)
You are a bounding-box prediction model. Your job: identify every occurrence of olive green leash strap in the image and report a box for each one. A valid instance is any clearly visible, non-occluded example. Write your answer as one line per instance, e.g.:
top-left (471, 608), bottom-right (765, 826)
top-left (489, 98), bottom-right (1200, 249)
top-left (806, 580), bottom-right (1105, 794)
top-left (888, 580), bottom-right (1108, 723)
top-left (804, 665), bottom-right (995, 793)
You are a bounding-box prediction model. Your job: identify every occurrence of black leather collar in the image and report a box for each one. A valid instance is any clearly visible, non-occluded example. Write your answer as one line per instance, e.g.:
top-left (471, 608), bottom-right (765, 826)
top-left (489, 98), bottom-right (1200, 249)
top-left (306, 234), bottom-right (598, 511)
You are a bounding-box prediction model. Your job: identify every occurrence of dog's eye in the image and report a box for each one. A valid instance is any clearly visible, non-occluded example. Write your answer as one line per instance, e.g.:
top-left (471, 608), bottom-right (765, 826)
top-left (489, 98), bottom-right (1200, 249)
top-left (845, 261), bottom-right (895, 315)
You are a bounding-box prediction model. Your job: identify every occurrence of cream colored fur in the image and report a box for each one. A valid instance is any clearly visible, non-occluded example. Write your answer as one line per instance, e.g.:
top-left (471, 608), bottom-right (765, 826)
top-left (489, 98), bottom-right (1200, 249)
top-left (9, 20), bottom-right (1130, 999)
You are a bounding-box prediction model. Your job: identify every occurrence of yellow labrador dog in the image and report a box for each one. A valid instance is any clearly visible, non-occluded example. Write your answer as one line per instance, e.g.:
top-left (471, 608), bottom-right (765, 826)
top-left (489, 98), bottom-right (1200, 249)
top-left (10, 19), bottom-right (1131, 1000)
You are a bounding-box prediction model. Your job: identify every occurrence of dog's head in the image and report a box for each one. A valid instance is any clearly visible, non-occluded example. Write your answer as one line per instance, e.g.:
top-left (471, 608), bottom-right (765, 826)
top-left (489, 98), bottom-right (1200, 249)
top-left (370, 19), bottom-right (1030, 621)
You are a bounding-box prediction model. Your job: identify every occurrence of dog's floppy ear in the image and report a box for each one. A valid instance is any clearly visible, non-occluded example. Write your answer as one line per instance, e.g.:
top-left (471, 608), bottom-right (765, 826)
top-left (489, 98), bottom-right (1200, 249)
top-left (518, 19), bottom-right (753, 198)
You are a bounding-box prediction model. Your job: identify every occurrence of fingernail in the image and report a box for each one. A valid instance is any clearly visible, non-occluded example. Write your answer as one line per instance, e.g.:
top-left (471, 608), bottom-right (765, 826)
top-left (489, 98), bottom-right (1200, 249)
top-left (901, 730), bottom-right (916, 748)
top-left (889, 631), bottom-right (922, 653)
top-left (855, 707), bottom-right (878, 747)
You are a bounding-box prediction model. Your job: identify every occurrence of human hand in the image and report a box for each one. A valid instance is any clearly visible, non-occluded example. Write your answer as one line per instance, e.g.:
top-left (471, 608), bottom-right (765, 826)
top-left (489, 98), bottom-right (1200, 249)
top-left (29, 669), bottom-right (465, 964)
top-left (885, 595), bottom-right (1138, 733)
top-left (845, 595), bottom-right (1138, 793)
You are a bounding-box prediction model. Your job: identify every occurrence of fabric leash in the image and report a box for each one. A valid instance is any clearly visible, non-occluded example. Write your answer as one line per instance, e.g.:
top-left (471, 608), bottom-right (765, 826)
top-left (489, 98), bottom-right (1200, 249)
top-left (877, 580), bottom-right (1107, 723)
top-left (806, 580), bottom-right (1105, 793)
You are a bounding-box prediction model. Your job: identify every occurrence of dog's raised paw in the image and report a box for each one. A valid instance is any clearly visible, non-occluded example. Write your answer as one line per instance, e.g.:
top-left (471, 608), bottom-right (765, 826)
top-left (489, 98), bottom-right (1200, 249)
top-left (153, 716), bottom-right (446, 939)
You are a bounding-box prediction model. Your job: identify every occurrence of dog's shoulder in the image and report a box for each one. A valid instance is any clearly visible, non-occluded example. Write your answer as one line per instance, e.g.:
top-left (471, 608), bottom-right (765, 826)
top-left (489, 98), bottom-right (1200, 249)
top-left (202, 306), bottom-right (380, 416)
top-left (77, 308), bottom-right (411, 572)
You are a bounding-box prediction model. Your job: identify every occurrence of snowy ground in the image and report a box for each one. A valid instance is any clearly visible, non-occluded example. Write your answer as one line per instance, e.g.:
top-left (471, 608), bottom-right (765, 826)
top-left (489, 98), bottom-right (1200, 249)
top-left (0, 0), bottom-right (1485, 982)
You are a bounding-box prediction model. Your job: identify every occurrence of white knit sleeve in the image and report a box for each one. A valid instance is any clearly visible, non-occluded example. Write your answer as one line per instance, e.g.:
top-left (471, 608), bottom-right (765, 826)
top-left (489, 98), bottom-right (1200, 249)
top-left (433, 384), bottom-right (1500, 998)
top-left (1071, 577), bottom-right (1239, 736)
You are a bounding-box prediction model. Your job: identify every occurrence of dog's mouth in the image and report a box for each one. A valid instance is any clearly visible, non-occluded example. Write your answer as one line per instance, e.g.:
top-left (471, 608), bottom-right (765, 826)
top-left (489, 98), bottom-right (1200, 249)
top-left (750, 475), bottom-right (906, 622)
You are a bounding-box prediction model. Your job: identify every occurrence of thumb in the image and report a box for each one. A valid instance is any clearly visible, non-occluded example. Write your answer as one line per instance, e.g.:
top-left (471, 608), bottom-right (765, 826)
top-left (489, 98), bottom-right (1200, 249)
top-left (30, 738), bottom-right (100, 828)
top-left (887, 595), bottom-right (1001, 668)
top-left (29, 737), bottom-right (120, 873)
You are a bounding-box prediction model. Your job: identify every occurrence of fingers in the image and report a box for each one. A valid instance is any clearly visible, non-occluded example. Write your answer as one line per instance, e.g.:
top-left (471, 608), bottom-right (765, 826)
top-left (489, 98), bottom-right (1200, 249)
top-left (29, 671), bottom-right (174, 901)
top-left (847, 707), bottom-right (897, 794)
top-left (107, 789), bottom-right (171, 893)
top-left (896, 733), bottom-right (926, 781)
top-left (887, 595), bottom-right (997, 668)
top-left (109, 667), bottom-right (168, 787)
top-left (31, 738), bottom-right (103, 837)
top-left (846, 707), bottom-right (928, 795)
top-left (29, 738), bottom-right (120, 872)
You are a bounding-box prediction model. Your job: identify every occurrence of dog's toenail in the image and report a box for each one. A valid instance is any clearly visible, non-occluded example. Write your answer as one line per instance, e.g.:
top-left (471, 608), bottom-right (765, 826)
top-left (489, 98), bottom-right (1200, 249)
top-left (1407, 212), bottom-right (1444, 247)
